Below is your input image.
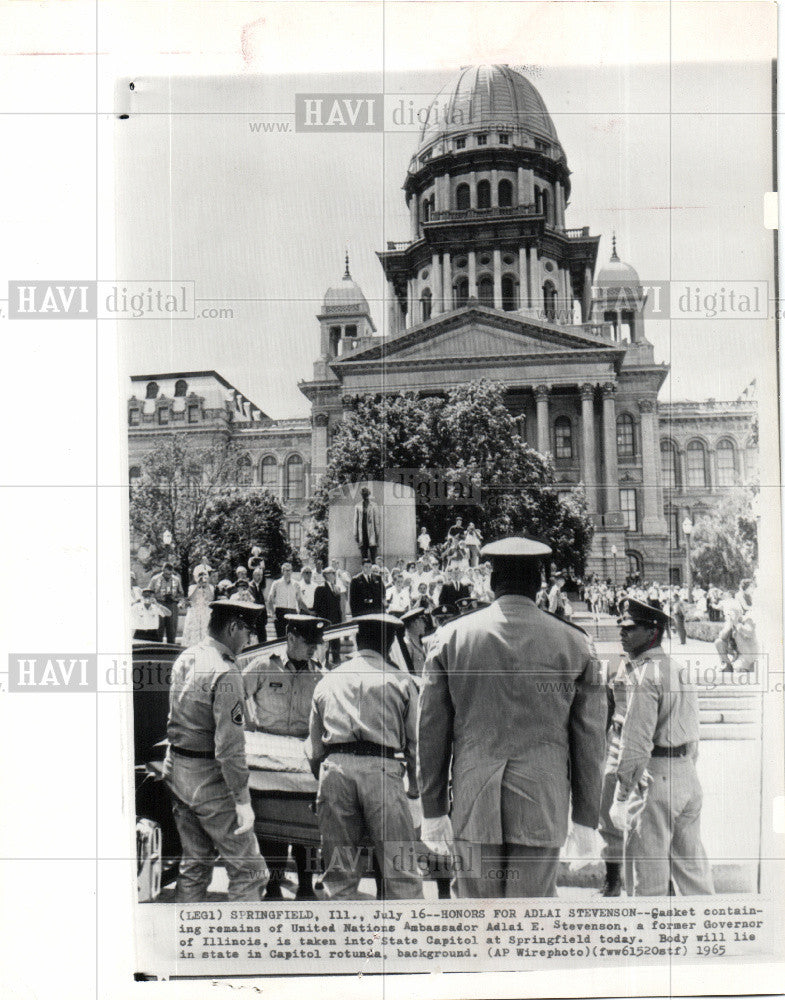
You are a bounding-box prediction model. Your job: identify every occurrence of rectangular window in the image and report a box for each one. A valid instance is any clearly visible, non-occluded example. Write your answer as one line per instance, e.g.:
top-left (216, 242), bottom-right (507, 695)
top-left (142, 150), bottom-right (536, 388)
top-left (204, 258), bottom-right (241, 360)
top-left (554, 419), bottom-right (572, 459)
top-left (157, 408), bottom-right (169, 425)
top-left (667, 508), bottom-right (680, 547)
top-left (455, 137), bottom-right (466, 150)
top-left (686, 445), bottom-right (707, 488)
top-left (498, 132), bottom-right (509, 144)
top-left (128, 409), bottom-right (140, 426)
top-left (617, 418), bottom-right (635, 457)
top-left (287, 521), bottom-right (303, 550)
top-left (716, 445), bottom-right (736, 486)
top-left (187, 405), bottom-right (200, 424)
top-left (620, 489), bottom-right (638, 532)
top-left (476, 133), bottom-right (487, 146)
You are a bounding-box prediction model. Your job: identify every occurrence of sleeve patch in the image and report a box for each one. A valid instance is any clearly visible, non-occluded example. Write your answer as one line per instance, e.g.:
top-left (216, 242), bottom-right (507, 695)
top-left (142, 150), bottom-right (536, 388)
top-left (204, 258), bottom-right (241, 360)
top-left (231, 701), bottom-right (244, 726)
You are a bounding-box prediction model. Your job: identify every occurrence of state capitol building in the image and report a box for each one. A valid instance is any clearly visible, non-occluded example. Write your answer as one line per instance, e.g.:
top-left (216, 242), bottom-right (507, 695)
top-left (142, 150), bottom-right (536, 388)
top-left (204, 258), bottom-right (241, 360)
top-left (128, 65), bottom-right (757, 583)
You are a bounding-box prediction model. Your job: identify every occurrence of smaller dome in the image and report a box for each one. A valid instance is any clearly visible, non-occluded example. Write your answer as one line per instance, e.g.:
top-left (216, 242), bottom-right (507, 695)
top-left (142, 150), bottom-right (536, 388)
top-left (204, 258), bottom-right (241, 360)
top-left (595, 236), bottom-right (641, 289)
top-left (322, 254), bottom-right (371, 315)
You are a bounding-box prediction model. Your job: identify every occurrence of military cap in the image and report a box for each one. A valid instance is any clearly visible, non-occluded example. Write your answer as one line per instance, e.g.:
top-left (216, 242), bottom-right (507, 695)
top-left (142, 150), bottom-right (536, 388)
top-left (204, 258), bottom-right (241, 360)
top-left (480, 537), bottom-right (552, 559)
top-left (400, 606), bottom-right (427, 626)
top-left (456, 597), bottom-right (479, 614)
top-left (141, 587), bottom-right (155, 596)
top-left (351, 612), bottom-right (405, 630)
top-left (209, 599), bottom-right (262, 628)
top-left (431, 603), bottom-right (459, 621)
top-left (617, 597), bottom-right (672, 630)
top-left (284, 613), bottom-right (328, 642)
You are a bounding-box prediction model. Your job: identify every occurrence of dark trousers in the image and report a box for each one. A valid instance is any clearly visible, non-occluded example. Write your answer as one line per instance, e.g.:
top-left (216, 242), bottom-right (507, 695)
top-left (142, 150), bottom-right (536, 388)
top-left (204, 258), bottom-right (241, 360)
top-left (259, 838), bottom-right (312, 896)
top-left (133, 628), bottom-right (159, 641)
top-left (453, 841), bottom-right (560, 898)
top-left (359, 544), bottom-right (378, 562)
top-left (274, 608), bottom-right (296, 638)
top-left (158, 600), bottom-right (178, 643)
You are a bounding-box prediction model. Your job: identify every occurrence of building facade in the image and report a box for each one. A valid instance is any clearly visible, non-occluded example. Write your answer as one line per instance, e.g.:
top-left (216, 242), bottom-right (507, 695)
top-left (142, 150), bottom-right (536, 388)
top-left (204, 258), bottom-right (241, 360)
top-left (128, 65), bottom-right (756, 582)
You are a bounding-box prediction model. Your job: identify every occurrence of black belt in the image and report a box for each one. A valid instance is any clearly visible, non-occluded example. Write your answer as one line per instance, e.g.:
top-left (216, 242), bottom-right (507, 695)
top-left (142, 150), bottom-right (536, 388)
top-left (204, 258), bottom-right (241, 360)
top-left (325, 740), bottom-right (399, 760)
top-left (170, 744), bottom-right (214, 760)
top-left (652, 744), bottom-right (688, 758)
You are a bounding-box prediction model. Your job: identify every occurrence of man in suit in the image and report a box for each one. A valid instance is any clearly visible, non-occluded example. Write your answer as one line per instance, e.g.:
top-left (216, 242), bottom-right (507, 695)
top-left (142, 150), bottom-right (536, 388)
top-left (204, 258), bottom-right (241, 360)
top-left (418, 536), bottom-right (606, 898)
top-left (439, 563), bottom-right (471, 607)
top-left (349, 557), bottom-right (385, 616)
top-left (353, 486), bottom-right (381, 562)
top-left (313, 565), bottom-right (344, 665)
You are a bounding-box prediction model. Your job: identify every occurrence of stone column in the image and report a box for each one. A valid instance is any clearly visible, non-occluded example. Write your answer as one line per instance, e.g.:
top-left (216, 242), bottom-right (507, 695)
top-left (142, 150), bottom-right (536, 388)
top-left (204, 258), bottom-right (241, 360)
top-left (409, 195), bottom-right (418, 239)
top-left (602, 382), bottom-right (621, 517)
top-left (583, 265), bottom-right (593, 323)
top-left (386, 280), bottom-right (398, 336)
top-left (491, 168), bottom-right (499, 207)
top-left (431, 253), bottom-right (442, 316)
top-left (639, 399), bottom-right (667, 532)
top-left (468, 251), bottom-right (477, 298)
top-left (493, 249), bottom-right (502, 309)
top-left (312, 413), bottom-right (329, 484)
top-left (517, 167), bottom-right (533, 206)
top-left (469, 171), bottom-right (477, 208)
top-left (518, 248), bottom-right (527, 312)
top-left (442, 252), bottom-right (452, 311)
top-left (580, 384), bottom-right (597, 513)
top-left (277, 459), bottom-right (285, 499)
top-left (535, 385), bottom-right (551, 454)
top-left (407, 277), bottom-right (418, 325)
top-left (527, 247), bottom-right (536, 309)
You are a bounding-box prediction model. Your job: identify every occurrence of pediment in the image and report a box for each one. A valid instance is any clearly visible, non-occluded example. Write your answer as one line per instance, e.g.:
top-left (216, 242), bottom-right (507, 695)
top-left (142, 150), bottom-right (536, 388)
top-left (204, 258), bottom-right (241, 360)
top-left (388, 322), bottom-right (569, 361)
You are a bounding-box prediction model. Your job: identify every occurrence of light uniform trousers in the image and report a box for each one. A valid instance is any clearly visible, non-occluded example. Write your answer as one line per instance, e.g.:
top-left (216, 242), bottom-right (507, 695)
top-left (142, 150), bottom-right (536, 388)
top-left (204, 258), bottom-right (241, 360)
top-left (164, 754), bottom-right (269, 902)
top-left (624, 756), bottom-right (714, 896)
top-left (598, 726), bottom-right (624, 864)
top-left (316, 754), bottom-right (424, 900)
top-left (452, 842), bottom-right (560, 898)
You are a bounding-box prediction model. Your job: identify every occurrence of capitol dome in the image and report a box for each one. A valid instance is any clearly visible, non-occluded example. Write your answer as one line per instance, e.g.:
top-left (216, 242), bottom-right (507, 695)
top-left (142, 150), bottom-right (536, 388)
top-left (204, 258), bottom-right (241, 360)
top-left (418, 64), bottom-right (561, 154)
top-left (322, 255), bottom-right (371, 315)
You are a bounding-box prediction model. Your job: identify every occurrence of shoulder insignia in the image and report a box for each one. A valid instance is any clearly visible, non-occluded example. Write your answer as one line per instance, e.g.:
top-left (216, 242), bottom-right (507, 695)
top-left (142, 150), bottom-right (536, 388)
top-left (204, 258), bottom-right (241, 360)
top-left (231, 700), bottom-right (244, 726)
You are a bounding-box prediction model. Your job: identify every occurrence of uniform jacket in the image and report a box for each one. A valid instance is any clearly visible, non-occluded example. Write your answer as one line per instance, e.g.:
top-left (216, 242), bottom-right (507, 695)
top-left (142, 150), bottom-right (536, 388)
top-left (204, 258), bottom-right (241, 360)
top-left (313, 582), bottom-right (343, 624)
top-left (242, 652), bottom-right (322, 737)
top-left (418, 594), bottom-right (606, 846)
top-left (349, 572), bottom-right (385, 616)
top-left (353, 498), bottom-right (381, 547)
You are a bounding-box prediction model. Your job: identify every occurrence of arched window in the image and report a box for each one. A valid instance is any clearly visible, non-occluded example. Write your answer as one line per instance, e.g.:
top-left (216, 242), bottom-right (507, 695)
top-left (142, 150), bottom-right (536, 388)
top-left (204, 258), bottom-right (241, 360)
top-left (541, 188), bottom-right (551, 223)
top-left (285, 454), bottom-right (305, 500)
top-left (616, 413), bottom-right (635, 458)
top-left (236, 454), bottom-right (252, 486)
top-left (542, 281), bottom-right (557, 321)
top-left (129, 465), bottom-right (141, 483)
top-left (455, 183), bottom-right (470, 210)
top-left (660, 440), bottom-right (679, 488)
top-left (145, 381), bottom-right (159, 399)
top-left (498, 178), bottom-right (513, 207)
top-left (422, 196), bottom-right (431, 222)
top-left (534, 186), bottom-right (542, 213)
top-left (686, 440), bottom-right (708, 488)
top-left (454, 276), bottom-right (469, 308)
top-left (420, 288), bottom-right (432, 321)
top-left (627, 551), bottom-right (643, 579)
top-left (174, 379), bottom-right (188, 397)
top-left (477, 179), bottom-right (491, 209)
top-left (620, 488), bottom-right (638, 532)
top-left (716, 439), bottom-right (736, 486)
top-left (261, 455), bottom-right (278, 491)
top-left (477, 275), bottom-right (494, 307)
top-left (501, 274), bottom-right (517, 311)
top-left (554, 416), bottom-right (573, 459)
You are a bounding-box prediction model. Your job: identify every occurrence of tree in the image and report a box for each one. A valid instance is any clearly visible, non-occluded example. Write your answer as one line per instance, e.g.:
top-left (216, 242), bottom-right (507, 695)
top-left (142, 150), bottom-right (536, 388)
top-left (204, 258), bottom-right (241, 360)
top-left (129, 435), bottom-right (249, 586)
top-left (689, 488), bottom-right (758, 590)
top-left (306, 381), bottom-right (594, 574)
top-left (200, 490), bottom-right (292, 578)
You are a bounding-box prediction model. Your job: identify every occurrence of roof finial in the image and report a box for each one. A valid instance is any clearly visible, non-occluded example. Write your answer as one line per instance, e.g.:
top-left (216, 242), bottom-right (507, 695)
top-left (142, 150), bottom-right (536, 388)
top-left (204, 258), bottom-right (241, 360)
top-left (343, 248), bottom-right (351, 280)
top-left (610, 231), bottom-right (619, 262)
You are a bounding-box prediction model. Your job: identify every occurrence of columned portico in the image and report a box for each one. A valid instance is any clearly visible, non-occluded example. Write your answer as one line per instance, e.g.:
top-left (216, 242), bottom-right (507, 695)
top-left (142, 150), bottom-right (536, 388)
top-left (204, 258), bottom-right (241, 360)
top-left (580, 383), bottom-right (598, 512)
top-left (602, 382), bottom-right (621, 517)
top-left (535, 384), bottom-right (550, 454)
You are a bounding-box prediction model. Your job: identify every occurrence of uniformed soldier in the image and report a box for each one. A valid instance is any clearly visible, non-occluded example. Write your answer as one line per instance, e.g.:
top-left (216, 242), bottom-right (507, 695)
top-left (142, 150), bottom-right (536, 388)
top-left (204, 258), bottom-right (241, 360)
top-left (418, 537), bottom-right (606, 898)
top-left (430, 603), bottom-right (459, 628)
top-left (609, 598), bottom-right (714, 896)
top-left (242, 613), bottom-right (328, 900)
top-left (163, 599), bottom-right (269, 902)
top-left (399, 606), bottom-right (429, 677)
top-left (306, 613), bottom-right (424, 900)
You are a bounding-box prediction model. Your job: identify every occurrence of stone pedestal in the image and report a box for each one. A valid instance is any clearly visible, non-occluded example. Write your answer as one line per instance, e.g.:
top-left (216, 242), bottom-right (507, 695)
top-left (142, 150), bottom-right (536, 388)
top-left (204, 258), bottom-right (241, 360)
top-left (327, 479), bottom-right (417, 577)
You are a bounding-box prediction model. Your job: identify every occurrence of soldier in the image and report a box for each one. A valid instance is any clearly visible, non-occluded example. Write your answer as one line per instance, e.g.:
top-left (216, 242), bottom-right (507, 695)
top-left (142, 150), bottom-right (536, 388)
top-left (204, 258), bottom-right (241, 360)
top-left (418, 537), bottom-right (606, 898)
top-left (306, 613), bottom-right (423, 900)
top-left (162, 599), bottom-right (268, 902)
top-left (609, 598), bottom-right (714, 896)
top-left (242, 613), bottom-right (328, 899)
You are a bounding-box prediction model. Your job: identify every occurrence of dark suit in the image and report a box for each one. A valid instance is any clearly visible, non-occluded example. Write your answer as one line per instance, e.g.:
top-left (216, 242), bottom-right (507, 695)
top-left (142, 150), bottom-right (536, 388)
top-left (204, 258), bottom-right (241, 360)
top-left (418, 594), bottom-right (606, 898)
top-left (439, 582), bottom-right (471, 606)
top-left (314, 582), bottom-right (344, 665)
top-left (349, 573), bottom-right (385, 616)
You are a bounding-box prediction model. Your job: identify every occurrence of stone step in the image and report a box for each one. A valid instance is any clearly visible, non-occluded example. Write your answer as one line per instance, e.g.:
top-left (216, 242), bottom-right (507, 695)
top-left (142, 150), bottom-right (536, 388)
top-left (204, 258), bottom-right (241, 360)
top-left (699, 709), bottom-right (757, 725)
top-left (699, 723), bottom-right (757, 741)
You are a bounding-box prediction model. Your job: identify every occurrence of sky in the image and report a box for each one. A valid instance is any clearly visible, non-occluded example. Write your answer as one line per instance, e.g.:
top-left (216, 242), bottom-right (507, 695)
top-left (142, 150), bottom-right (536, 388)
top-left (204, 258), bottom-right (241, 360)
top-left (115, 2), bottom-right (777, 419)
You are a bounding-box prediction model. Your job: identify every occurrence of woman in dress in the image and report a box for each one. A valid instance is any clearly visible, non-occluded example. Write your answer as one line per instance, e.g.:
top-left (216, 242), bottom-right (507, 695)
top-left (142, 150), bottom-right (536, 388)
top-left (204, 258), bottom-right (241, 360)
top-left (181, 570), bottom-right (214, 646)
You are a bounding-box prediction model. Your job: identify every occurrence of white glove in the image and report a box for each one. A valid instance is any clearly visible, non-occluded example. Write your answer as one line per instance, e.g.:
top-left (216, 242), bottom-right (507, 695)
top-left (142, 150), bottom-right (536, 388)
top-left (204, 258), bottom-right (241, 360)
top-left (609, 792), bottom-right (628, 831)
top-left (234, 802), bottom-right (255, 835)
top-left (568, 823), bottom-right (597, 870)
top-left (407, 796), bottom-right (423, 831)
top-left (421, 814), bottom-right (453, 856)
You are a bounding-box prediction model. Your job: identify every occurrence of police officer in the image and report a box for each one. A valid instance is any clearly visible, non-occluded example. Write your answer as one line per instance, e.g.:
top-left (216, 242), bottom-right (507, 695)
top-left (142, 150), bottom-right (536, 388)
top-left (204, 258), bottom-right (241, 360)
top-left (163, 599), bottom-right (268, 902)
top-left (609, 598), bottom-right (714, 896)
top-left (418, 537), bottom-right (606, 898)
top-left (242, 613), bottom-right (328, 900)
top-left (306, 613), bottom-right (423, 900)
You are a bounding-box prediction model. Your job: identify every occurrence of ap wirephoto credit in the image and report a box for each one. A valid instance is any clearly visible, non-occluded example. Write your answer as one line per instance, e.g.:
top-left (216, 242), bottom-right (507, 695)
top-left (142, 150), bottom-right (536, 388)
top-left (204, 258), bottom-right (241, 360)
top-left (107, 2), bottom-right (782, 995)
